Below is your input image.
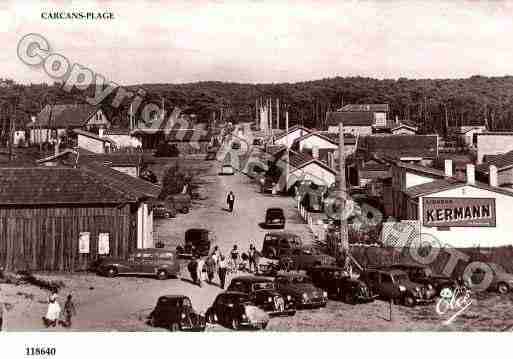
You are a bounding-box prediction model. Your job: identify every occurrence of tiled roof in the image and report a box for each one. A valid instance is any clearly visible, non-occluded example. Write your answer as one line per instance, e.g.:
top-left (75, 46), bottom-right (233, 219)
top-left (306, 131), bottom-right (357, 145)
top-left (131, 128), bottom-right (212, 142)
top-left (82, 153), bottom-right (144, 167)
top-left (28, 104), bottom-right (99, 129)
top-left (404, 177), bottom-right (513, 198)
top-left (476, 150), bottom-right (513, 173)
top-left (289, 151), bottom-right (313, 168)
top-left (326, 111), bottom-right (374, 126)
top-left (477, 132), bottom-right (513, 136)
top-left (0, 167), bottom-right (135, 205)
top-left (266, 145), bottom-right (287, 156)
top-left (339, 104), bottom-right (389, 112)
top-left (274, 125), bottom-right (313, 141)
top-left (359, 135), bottom-right (438, 159)
top-left (361, 160), bottom-right (390, 172)
top-left (392, 160), bottom-right (445, 178)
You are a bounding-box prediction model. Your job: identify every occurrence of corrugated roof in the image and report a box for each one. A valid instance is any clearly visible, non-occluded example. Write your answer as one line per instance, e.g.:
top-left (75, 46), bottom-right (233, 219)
top-left (476, 150), bottom-right (513, 173)
top-left (339, 104), bottom-right (389, 112)
top-left (274, 125), bottom-right (313, 141)
top-left (392, 160), bottom-right (445, 178)
top-left (28, 104), bottom-right (99, 129)
top-left (326, 111), bottom-right (374, 126)
top-left (359, 135), bottom-right (438, 159)
top-left (404, 177), bottom-right (513, 198)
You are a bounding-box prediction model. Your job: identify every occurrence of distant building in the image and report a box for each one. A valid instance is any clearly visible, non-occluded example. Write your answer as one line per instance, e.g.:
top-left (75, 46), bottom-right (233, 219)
top-left (273, 125), bottom-right (313, 148)
top-left (476, 150), bottom-right (513, 190)
top-left (74, 129), bottom-right (117, 154)
top-left (28, 104), bottom-right (109, 145)
top-left (104, 128), bottom-right (142, 149)
top-left (327, 103), bottom-right (389, 135)
top-left (453, 125), bottom-right (486, 148)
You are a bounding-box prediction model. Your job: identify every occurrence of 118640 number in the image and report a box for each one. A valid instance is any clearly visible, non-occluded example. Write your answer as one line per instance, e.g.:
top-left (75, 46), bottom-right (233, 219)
top-left (25, 347), bottom-right (56, 356)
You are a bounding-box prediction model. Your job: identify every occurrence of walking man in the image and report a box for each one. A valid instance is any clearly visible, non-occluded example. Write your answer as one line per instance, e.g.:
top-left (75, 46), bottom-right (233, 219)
top-left (226, 191), bottom-right (235, 213)
top-left (0, 286), bottom-right (13, 331)
top-left (248, 244), bottom-right (257, 273)
top-left (61, 294), bottom-right (77, 328)
top-left (205, 255), bottom-right (216, 284)
top-left (218, 255), bottom-right (228, 289)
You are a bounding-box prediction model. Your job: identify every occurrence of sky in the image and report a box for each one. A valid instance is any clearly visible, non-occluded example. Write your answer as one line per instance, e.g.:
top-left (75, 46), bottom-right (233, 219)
top-left (1, 0), bottom-right (513, 85)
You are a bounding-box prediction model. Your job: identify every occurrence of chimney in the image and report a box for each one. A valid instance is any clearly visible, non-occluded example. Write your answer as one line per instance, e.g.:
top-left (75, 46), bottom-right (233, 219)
top-left (54, 138), bottom-right (60, 156)
top-left (444, 159), bottom-right (453, 177)
top-left (312, 145), bottom-right (319, 159)
top-left (466, 163), bottom-right (475, 185)
top-left (31, 115), bottom-right (36, 123)
top-left (395, 115), bottom-right (399, 125)
top-left (98, 127), bottom-right (104, 137)
top-left (489, 165), bottom-right (498, 187)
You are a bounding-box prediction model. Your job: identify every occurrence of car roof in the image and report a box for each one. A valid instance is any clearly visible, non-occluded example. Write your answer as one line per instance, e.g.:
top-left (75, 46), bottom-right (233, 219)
top-left (276, 272), bottom-right (309, 279)
top-left (265, 231), bottom-right (300, 238)
top-left (266, 207), bottom-right (284, 212)
top-left (231, 276), bottom-right (273, 283)
top-left (159, 295), bottom-right (188, 300)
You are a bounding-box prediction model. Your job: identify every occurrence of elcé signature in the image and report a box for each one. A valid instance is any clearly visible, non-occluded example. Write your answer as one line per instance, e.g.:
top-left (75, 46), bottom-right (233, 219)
top-left (436, 285), bottom-right (472, 325)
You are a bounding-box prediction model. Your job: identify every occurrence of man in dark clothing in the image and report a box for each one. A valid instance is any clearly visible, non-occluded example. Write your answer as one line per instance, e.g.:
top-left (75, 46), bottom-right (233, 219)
top-left (187, 258), bottom-right (198, 284)
top-left (226, 191), bottom-right (235, 212)
top-left (218, 255), bottom-right (228, 289)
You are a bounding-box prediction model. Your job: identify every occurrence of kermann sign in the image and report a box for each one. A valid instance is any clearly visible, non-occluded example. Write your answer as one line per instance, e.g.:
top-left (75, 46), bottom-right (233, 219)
top-left (422, 197), bottom-right (496, 227)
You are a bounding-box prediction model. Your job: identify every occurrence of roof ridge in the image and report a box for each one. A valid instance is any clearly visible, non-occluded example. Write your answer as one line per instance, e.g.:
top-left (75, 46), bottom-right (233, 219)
top-left (79, 165), bottom-right (138, 201)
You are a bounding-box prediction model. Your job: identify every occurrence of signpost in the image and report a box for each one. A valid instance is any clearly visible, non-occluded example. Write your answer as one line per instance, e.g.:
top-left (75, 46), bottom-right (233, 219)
top-left (422, 197), bottom-right (496, 227)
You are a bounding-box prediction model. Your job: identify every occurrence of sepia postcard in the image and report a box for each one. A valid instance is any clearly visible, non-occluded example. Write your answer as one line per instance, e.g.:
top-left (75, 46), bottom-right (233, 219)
top-left (1, 0), bottom-right (513, 358)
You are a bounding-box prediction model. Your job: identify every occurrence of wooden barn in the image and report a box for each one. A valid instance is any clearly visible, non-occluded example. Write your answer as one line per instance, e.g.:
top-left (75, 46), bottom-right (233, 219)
top-left (0, 165), bottom-right (161, 272)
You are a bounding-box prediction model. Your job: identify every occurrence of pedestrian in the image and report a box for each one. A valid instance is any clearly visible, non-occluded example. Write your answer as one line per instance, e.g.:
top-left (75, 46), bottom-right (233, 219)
top-left (197, 256), bottom-right (205, 287)
top-left (43, 288), bottom-right (61, 328)
top-left (218, 255), bottom-right (228, 289)
top-left (226, 191), bottom-right (235, 213)
top-left (61, 294), bottom-right (77, 328)
top-left (205, 255), bottom-right (216, 284)
top-left (187, 257), bottom-right (198, 284)
top-left (248, 244), bottom-right (257, 273)
top-left (0, 286), bottom-right (13, 331)
top-left (211, 246), bottom-right (220, 264)
top-left (230, 245), bottom-right (240, 272)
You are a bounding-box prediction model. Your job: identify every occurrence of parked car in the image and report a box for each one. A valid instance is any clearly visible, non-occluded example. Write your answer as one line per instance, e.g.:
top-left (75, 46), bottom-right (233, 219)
top-left (274, 273), bottom-right (328, 308)
top-left (257, 257), bottom-right (281, 276)
top-left (470, 262), bottom-right (513, 294)
top-left (220, 164), bottom-right (235, 175)
top-left (308, 265), bottom-right (376, 304)
top-left (153, 201), bottom-right (176, 219)
top-left (96, 248), bottom-right (180, 280)
top-left (206, 292), bottom-right (270, 330)
top-left (227, 276), bottom-right (296, 316)
top-left (260, 177), bottom-right (275, 194)
top-left (265, 207), bottom-right (285, 228)
top-left (386, 263), bottom-right (456, 295)
top-left (279, 247), bottom-right (336, 271)
top-left (261, 231), bottom-right (302, 259)
top-left (148, 295), bottom-right (206, 331)
top-left (166, 193), bottom-right (191, 214)
top-left (360, 268), bottom-right (436, 307)
top-left (176, 228), bottom-right (214, 259)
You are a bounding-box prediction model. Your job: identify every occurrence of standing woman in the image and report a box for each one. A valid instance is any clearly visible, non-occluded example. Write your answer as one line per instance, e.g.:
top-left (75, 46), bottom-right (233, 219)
top-left (43, 288), bottom-right (61, 327)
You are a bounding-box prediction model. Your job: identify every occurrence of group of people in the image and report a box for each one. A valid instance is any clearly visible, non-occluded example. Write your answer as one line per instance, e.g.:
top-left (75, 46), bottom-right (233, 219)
top-left (187, 243), bottom-right (262, 289)
top-left (42, 288), bottom-right (77, 328)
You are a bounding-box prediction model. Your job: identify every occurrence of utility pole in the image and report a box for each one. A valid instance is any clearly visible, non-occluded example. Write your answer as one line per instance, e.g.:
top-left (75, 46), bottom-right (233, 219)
top-left (9, 99), bottom-right (16, 160)
top-left (338, 122), bottom-right (349, 258)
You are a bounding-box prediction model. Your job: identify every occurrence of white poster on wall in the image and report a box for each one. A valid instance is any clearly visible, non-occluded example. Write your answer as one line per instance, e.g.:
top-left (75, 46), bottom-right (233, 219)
top-left (98, 233), bottom-right (110, 255)
top-left (79, 232), bottom-right (90, 254)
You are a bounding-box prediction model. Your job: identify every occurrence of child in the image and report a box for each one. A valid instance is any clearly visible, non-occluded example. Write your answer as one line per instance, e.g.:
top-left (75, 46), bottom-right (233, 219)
top-left (61, 294), bottom-right (77, 328)
top-left (43, 288), bottom-right (61, 328)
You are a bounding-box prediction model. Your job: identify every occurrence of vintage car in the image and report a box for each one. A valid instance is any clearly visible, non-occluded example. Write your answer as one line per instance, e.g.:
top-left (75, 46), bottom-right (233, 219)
top-left (360, 268), bottom-right (436, 307)
top-left (96, 248), bottom-right (180, 280)
top-left (257, 257), bottom-right (281, 276)
top-left (152, 201), bottom-right (176, 219)
top-left (227, 276), bottom-right (296, 316)
top-left (176, 228), bottom-right (214, 259)
top-left (274, 273), bottom-right (328, 308)
top-left (265, 207), bottom-right (286, 229)
top-left (261, 231), bottom-right (302, 259)
top-left (206, 291), bottom-right (270, 330)
top-left (148, 295), bottom-right (206, 331)
top-left (220, 164), bottom-right (235, 175)
top-left (308, 265), bottom-right (376, 304)
top-left (470, 262), bottom-right (513, 294)
top-left (386, 263), bottom-right (456, 295)
top-left (279, 247), bottom-right (336, 271)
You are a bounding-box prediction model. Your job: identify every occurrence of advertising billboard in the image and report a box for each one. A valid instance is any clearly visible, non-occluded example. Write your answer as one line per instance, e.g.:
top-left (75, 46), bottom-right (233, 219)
top-left (422, 197), bottom-right (496, 227)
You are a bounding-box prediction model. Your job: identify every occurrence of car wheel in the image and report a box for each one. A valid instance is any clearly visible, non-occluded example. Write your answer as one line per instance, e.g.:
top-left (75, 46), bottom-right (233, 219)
top-left (181, 207), bottom-right (189, 214)
top-left (498, 282), bottom-right (509, 294)
top-left (344, 292), bottom-right (353, 304)
top-left (157, 270), bottom-right (168, 280)
top-left (261, 322), bottom-right (268, 330)
top-left (164, 212), bottom-right (171, 219)
top-left (231, 318), bottom-right (240, 330)
top-left (404, 295), bottom-right (416, 307)
top-left (106, 267), bottom-right (117, 278)
top-left (170, 322), bottom-right (180, 332)
top-left (207, 311), bottom-right (217, 324)
top-left (149, 315), bottom-right (156, 327)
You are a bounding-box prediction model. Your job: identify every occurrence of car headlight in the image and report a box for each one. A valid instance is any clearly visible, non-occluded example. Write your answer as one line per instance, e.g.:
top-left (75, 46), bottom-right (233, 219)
top-left (302, 293), bottom-right (308, 301)
top-left (323, 291), bottom-right (328, 298)
top-left (286, 295), bottom-right (292, 301)
top-left (268, 297), bottom-right (272, 302)
top-left (427, 284), bottom-right (433, 290)
top-left (415, 287), bottom-right (420, 292)
top-left (399, 285), bottom-right (406, 291)
top-left (241, 313), bottom-right (247, 320)
top-left (181, 313), bottom-right (186, 319)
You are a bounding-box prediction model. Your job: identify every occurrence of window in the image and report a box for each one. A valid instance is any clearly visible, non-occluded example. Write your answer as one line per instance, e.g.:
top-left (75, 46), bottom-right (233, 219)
top-left (158, 252), bottom-right (174, 260)
top-left (141, 253), bottom-right (154, 260)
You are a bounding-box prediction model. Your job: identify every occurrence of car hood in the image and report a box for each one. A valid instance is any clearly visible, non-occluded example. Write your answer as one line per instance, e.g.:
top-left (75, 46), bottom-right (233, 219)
top-left (97, 257), bottom-right (125, 265)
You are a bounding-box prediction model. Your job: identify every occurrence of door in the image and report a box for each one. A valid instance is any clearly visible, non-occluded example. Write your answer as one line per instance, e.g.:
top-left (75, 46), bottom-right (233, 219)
top-left (139, 253), bottom-right (156, 274)
top-left (125, 252), bottom-right (143, 274)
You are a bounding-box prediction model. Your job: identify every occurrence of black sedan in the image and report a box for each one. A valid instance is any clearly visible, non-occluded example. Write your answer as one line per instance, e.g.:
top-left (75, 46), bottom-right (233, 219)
top-left (275, 273), bottom-right (328, 308)
top-left (227, 276), bottom-right (296, 316)
top-left (206, 292), bottom-right (270, 330)
top-left (148, 295), bottom-right (206, 331)
top-left (265, 207), bottom-right (285, 229)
